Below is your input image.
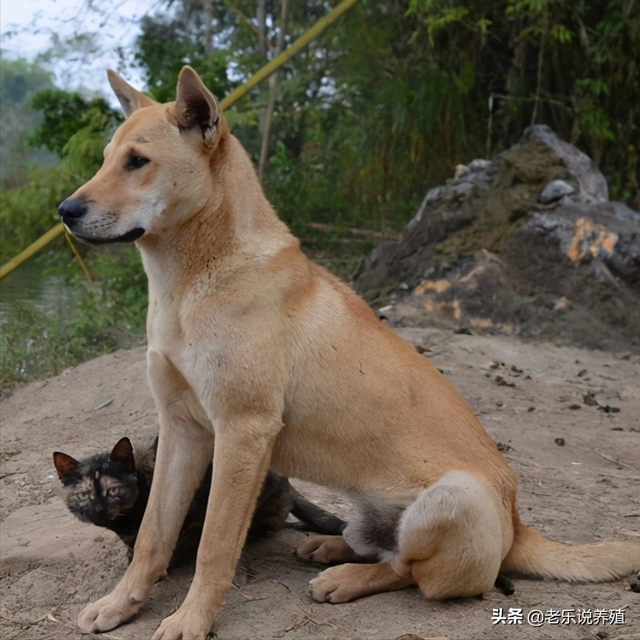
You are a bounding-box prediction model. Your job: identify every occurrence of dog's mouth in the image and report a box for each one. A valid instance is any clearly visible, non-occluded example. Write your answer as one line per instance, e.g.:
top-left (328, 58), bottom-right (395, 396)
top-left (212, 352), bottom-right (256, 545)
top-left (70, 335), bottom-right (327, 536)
top-left (65, 226), bottom-right (146, 245)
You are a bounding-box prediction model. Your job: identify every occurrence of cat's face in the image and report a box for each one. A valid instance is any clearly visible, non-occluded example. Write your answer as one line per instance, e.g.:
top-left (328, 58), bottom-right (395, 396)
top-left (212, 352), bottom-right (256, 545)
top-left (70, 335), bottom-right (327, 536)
top-left (53, 437), bottom-right (140, 527)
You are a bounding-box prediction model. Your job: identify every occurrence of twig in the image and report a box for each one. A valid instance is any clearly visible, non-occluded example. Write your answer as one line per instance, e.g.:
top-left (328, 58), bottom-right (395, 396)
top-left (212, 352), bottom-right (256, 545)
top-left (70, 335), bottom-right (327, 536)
top-left (293, 603), bottom-right (336, 629)
top-left (46, 608), bottom-right (123, 639)
top-left (307, 222), bottom-right (386, 239)
top-left (594, 450), bottom-right (627, 468)
top-left (0, 612), bottom-right (49, 625)
top-left (275, 579), bottom-right (293, 594)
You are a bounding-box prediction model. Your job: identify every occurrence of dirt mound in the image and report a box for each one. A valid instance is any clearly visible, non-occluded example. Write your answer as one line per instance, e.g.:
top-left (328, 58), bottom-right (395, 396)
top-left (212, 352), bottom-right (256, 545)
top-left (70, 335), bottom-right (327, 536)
top-left (1, 336), bottom-right (639, 639)
top-left (354, 125), bottom-right (640, 353)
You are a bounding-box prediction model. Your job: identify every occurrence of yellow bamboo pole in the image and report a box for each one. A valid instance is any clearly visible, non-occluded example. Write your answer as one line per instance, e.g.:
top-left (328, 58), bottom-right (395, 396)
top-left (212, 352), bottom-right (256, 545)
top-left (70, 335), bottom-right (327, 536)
top-left (64, 231), bottom-right (93, 282)
top-left (0, 0), bottom-right (360, 282)
top-left (0, 223), bottom-right (65, 280)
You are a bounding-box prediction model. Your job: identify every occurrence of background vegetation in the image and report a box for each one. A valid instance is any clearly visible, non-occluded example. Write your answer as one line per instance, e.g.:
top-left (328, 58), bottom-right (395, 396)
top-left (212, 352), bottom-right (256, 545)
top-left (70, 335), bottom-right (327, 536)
top-left (1, 0), bottom-right (639, 388)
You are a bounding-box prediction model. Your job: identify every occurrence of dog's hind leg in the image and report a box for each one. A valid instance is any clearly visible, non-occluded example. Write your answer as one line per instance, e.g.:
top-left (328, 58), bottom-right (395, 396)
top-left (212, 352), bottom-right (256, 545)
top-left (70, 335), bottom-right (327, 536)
top-left (298, 494), bottom-right (403, 565)
top-left (311, 471), bottom-right (506, 603)
top-left (396, 470), bottom-right (505, 599)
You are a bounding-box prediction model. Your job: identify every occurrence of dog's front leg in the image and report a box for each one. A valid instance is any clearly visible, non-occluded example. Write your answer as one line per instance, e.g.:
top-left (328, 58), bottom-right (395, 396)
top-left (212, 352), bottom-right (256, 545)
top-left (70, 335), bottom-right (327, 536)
top-left (78, 397), bottom-right (213, 632)
top-left (152, 414), bottom-right (282, 640)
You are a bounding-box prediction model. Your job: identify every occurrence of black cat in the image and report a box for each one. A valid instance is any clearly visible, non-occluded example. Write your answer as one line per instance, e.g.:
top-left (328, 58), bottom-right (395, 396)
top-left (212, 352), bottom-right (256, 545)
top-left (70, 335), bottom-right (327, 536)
top-left (53, 437), bottom-right (345, 566)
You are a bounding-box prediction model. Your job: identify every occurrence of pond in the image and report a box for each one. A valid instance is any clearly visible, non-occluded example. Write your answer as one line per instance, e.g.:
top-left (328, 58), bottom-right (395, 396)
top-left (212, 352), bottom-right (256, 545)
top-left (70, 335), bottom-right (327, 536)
top-left (0, 248), bottom-right (74, 320)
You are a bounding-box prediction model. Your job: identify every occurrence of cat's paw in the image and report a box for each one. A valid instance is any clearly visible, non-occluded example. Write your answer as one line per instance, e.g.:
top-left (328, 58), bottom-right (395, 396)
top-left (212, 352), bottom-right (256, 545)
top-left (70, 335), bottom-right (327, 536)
top-left (77, 591), bottom-right (142, 632)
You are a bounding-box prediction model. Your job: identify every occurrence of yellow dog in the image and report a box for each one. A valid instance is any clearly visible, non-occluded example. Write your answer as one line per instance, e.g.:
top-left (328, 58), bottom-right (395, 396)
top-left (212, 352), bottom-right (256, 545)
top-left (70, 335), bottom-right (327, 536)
top-left (57, 67), bottom-right (640, 640)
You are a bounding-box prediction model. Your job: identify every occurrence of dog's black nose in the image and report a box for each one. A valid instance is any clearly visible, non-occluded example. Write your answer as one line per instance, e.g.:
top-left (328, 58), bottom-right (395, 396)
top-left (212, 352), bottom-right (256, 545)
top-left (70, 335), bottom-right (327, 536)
top-left (58, 198), bottom-right (87, 221)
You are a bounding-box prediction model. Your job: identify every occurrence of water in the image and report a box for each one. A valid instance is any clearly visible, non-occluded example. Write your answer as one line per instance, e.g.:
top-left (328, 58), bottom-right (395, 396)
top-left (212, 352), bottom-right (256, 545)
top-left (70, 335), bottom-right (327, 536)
top-left (0, 250), bottom-right (75, 320)
top-left (0, 248), bottom-right (84, 385)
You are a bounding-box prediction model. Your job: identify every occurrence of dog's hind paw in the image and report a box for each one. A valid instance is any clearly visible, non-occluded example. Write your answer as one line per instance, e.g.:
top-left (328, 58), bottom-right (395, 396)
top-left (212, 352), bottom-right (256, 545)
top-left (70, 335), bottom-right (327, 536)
top-left (310, 562), bottom-right (414, 603)
top-left (310, 564), bottom-right (363, 603)
top-left (297, 534), bottom-right (365, 564)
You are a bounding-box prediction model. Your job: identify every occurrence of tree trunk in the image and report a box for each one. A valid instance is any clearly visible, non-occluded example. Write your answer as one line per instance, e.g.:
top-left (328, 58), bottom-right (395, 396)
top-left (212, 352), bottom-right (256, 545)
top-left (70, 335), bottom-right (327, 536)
top-left (203, 0), bottom-right (213, 53)
top-left (258, 0), bottom-right (289, 182)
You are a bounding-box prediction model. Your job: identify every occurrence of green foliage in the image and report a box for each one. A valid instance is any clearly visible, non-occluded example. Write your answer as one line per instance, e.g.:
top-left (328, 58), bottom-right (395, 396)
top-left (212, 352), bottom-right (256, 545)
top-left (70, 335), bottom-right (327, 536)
top-left (80, 246), bottom-right (148, 336)
top-left (0, 89), bottom-right (122, 262)
top-left (0, 302), bottom-right (89, 390)
top-left (0, 57), bottom-right (55, 188)
top-left (135, 11), bottom-right (234, 102)
top-left (406, 0), bottom-right (639, 206)
top-left (0, 245), bottom-right (147, 390)
top-left (0, 165), bottom-right (68, 262)
top-left (0, 56), bottom-right (53, 107)
top-left (29, 89), bottom-right (122, 157)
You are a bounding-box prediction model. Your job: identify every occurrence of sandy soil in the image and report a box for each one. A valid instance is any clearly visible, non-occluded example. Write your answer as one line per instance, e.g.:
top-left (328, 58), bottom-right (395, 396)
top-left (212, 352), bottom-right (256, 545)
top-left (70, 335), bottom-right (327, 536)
top-left (1, 328), bottom-right (639, 640)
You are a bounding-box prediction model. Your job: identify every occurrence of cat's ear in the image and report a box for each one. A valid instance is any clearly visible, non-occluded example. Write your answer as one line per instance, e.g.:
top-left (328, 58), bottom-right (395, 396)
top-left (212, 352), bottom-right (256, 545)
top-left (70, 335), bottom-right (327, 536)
top-left (140, 436), bottom-right (158, 471)
top-left (109, 437), bottom-right (135, 470)
top-left (53, 451), bottom-right (80, 482)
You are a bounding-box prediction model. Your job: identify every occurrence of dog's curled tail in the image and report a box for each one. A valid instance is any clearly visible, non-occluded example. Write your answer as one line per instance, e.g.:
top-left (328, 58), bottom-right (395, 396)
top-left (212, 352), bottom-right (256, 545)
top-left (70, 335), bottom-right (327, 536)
top-left (501, 519), bottom-right (640, 582)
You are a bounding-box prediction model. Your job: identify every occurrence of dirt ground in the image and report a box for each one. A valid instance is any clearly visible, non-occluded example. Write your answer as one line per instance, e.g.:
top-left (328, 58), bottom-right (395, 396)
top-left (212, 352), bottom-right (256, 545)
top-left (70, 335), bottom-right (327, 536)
top-left (1, 328), bottom-right (639, 640)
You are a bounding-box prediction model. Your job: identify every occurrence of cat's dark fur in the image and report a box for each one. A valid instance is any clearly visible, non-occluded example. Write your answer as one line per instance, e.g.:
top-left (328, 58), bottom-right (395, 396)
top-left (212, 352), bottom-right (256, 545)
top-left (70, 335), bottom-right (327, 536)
top-left (53, 437), bottom-right (345, 566)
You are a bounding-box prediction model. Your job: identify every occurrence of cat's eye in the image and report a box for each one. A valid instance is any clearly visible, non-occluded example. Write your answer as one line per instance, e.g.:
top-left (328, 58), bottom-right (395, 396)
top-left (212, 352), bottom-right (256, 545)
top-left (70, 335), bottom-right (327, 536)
top-left (125, 155), bottom-right (150, 171)
top-left (106, 487), bottom-right (123, 497)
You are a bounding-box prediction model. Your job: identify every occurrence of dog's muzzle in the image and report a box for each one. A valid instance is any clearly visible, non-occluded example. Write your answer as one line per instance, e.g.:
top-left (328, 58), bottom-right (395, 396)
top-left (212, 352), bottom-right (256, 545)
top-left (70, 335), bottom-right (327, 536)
top-left (57, 197), bottom-right (145, 244)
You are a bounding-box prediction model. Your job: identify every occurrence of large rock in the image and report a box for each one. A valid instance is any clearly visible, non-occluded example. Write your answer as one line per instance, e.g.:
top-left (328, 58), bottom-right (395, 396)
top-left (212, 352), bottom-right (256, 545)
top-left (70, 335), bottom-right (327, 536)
top-left (353, 125), bottom-right (640, 352)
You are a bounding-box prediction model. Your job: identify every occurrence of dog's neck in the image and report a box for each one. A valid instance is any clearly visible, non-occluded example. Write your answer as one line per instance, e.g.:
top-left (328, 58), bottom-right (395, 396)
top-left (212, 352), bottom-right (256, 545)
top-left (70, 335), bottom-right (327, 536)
top-left (136, 132), bottom-right (296, 299)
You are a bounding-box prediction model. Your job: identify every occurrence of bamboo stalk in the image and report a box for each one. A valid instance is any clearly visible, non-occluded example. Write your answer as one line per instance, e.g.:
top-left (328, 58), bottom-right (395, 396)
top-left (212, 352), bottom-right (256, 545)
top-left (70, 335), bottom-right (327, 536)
top-left (0, 0), bottom-right (360, 281)
top-left (0, 223), bottom-right (65, 280)
top-left (63, 231), bottom-right (93, 282)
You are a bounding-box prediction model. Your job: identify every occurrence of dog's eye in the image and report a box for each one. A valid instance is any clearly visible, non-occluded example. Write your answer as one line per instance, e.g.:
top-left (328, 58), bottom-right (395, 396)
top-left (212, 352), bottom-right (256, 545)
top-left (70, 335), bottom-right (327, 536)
top-left (125, 156), bottom-right (150, 171)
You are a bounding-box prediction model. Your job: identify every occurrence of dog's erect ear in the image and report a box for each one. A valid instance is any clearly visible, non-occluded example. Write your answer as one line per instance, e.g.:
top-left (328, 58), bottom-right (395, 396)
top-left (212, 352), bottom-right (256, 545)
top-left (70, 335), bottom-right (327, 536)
top-left (109, 437), bottom-right (135, 471)
top-left (53, 451), bottom-right (80, 482)
top-left (107, 70), bottom-right (157, 118)
top-left (174, 66), bottom-right (219, 144)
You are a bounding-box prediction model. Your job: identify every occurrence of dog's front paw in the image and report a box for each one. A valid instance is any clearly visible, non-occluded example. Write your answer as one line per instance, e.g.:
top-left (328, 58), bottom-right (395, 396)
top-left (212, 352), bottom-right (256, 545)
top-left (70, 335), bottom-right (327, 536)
top-left (310, 564), bottom-right (361, 603)
top-left (77, 590), bottom-right (142, 633)
top-left (151, 608), bottom-right (212, 640)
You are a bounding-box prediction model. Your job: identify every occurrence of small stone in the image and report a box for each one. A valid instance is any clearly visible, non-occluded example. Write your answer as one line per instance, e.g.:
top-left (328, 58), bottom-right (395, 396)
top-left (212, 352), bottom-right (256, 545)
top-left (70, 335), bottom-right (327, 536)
top-left (469, 158), bottom-right (491, 170)
top-left (554, 438), bottom-right (565, 446)
top-left (425, 185), bottom-right (445, 203)
top-left (539, 179), bottom-right (575, 203)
